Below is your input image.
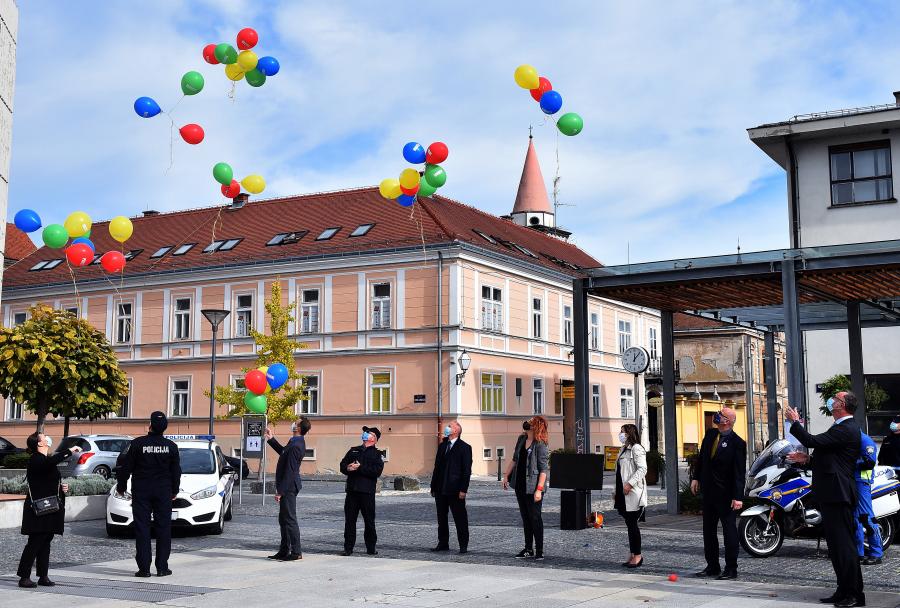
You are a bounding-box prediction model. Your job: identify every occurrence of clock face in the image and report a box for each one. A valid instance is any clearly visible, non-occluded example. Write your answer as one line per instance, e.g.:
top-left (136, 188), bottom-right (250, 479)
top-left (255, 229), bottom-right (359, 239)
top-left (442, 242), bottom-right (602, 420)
top-left (622, 346), bottom-right (650, 374)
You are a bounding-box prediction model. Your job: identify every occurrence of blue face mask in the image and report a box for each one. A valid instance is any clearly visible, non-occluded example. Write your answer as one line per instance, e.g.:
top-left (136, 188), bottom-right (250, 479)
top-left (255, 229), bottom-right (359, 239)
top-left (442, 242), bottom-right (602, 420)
top-left (713, 412), bottom-right (723, 425)
top-left (890, 422), bottom-right (899, 432)
top-left (443, 426), bottom-right (451, 438)
top-left (826, 397), bottom-right (835, 413)
top-left (361, 432), bottom-right (370, 442)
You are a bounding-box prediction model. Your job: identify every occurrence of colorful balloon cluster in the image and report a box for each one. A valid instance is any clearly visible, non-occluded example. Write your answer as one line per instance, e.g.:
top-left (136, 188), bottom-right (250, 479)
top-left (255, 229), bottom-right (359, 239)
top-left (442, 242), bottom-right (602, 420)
top-left (202, 28), bottom-right (280, 88)
top-left (13, 209), bottom-right (134, 273)
top-left (213, 162), bottom-right (266, 197)
top-left (242, 362), bottom-right (289, 413)
top-left (134, 70), bottom-right (206, 145)
top-left (514, 64), bottom-right (584, 137)
top-left (378, 141), bottom-right (449, 207)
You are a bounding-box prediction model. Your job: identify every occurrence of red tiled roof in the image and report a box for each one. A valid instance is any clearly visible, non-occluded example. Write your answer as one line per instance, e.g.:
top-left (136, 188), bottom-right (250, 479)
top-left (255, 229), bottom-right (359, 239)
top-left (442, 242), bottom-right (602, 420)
top-left (3, 188), bottom-right (601, 289)
top-left (4, 223), bottom-right (37, 261)
top-left (673, 312), bottom-right (728, 330)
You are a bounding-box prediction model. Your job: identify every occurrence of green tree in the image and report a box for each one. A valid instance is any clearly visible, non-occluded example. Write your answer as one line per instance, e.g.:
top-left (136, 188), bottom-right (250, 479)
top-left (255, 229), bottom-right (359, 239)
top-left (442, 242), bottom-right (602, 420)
top-left (206, 282), bottom-right (308, 422)
top-left (818, 373), bottom-right (889, 416)
top-left (0, 305), bottom-right (129, 431)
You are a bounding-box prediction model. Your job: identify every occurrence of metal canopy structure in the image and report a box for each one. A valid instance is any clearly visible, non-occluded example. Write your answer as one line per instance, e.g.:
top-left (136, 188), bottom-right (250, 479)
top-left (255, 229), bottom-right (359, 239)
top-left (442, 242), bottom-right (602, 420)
top-left (572, 239), bottom-right (900, 514)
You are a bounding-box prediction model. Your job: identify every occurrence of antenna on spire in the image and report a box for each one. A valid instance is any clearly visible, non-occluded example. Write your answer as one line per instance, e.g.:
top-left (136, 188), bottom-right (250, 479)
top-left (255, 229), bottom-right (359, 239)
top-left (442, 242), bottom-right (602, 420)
top-left (528, 124), bottom-right (533, 139)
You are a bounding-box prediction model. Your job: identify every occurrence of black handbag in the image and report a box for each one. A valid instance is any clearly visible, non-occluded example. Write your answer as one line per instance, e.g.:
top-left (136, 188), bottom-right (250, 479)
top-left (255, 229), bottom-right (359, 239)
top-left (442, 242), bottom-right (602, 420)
top-left (26, 477), bottom-right (61, 516)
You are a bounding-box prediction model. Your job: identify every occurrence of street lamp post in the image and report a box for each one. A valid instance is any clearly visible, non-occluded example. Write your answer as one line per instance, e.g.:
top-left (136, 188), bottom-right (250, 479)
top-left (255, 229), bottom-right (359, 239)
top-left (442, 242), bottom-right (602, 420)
top-left (455, 349), bottom-right (471, 385)
top-left (202, 309), bottom-right (230, 436)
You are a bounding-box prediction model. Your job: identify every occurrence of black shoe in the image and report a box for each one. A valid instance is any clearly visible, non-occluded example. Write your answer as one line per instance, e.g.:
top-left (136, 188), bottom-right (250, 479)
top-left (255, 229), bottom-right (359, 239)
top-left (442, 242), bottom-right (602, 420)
top-left (514, 549), bottom-right (534, 559)
top-left (340, 550), bottom-right (353, 556)
top-left (834, 597), bottom-right (863, 608)
top-left (157, 569), bottom-right (172, 577)
top-left (819, 595), bottom-right (840, 604)
top-left (366, 550), bottom-right (378, 556)
top-left (37, 577), bottom-right (55, 587)
top-left (862, 557), bottom-right (882, 565)
top-left (135, 570), bottom-right (152, 578)
top-left (533, 553), bottom-right (544, 561)
top-left (283, 553), bottom-right (302, 561)
top-left (18, 578), bottom-right (37, 588)
top-left (716, 569), bottom-right (737, 580)
top-left (626, 558), bottom-right (644, 569)
top-left (268, 553), bottom-right (288, 560)
top-left (430, 545), bottom-right (450, 552)
top-left (458, 548), bottom-right (468, 554)
top-left (694, 568), bottom-right (721, 577)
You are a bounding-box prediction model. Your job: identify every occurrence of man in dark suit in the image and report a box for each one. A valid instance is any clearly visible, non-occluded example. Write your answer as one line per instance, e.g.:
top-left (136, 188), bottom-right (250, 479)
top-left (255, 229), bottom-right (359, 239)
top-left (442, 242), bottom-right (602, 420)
top-left (690, 406), bottom-right (746, 580)
top-left (786, 392), bottom-right (864, 608)
top-left (264, 416), bottom-right (311, 561)
top-left (339, 426), bottom-right (385, 556)
top-left (430, 421), bottom-right (473, 554)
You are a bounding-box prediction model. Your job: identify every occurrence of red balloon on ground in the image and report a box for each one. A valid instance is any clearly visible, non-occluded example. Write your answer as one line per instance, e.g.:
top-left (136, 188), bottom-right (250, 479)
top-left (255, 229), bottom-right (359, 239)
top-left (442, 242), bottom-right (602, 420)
top-left (100, 250), bottom-right (126, 273)
top-left (668, 574), bottom-right (678, 582)
top-left (202, 43), bottom-right (220, 64)
top-left (529, 76), bottom-right (552, 102)
top-left (237, 28), bottom-right (259, 50)
top-left (400, 184), bottom-right (419, 196)
top-left (426, 142), bottom-right (449, 164)
top-left (245, 370), bottom-right (268, 395)
top-left (66, 243), bottom-right (93, 267)
top-left (221, 180), bottom-right (241, 198)
top-left (179, 124), bottom-right (205, 145)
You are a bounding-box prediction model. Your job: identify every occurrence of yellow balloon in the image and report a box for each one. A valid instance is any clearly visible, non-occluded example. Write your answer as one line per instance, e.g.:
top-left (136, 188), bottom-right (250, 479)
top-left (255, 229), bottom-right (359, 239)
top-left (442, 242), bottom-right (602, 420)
top-left (64, 211), bottom-right (92, 238)
top-left (225, 63), bottom-right (245, 81)
top-left (399, 168), bottom-right (420, 190)
top-left (237, 50), bottom-right (258, 71)
top-left (514, 64), bottom-right (540, 90)
top-left (241, 174), bottom-right (266, 194)
top-left (259, 366), bottom-right (272, 394)
top-left (379, 178), bottom-right (402, 199)
top-left (109, 215), bottom-right (133, 243)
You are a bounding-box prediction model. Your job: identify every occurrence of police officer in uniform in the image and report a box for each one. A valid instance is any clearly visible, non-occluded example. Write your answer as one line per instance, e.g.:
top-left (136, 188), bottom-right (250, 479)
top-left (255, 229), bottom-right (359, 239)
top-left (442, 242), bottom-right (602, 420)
top-left (116, 411), bottom-right (181, 577)
top-left (855, 431), bottom-right (883, 565)
top-left (339, 426), bottom-right (384, 556)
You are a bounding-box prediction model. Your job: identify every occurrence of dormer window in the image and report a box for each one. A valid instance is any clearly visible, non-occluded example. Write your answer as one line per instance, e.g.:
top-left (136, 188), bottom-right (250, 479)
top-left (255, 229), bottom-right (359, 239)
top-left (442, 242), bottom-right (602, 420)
top-left (830, 141), bottom-right (893, 205)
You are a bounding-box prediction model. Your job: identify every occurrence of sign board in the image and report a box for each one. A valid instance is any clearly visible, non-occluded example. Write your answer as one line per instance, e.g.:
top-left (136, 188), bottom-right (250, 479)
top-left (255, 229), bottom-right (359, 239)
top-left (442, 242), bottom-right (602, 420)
top-left (648, 396), bottom-right (663, 407)
top-left (815, 383), bottom-right (824, 393)
top-left (561, 385), bottom-right (575, 399)
top-left (243, 417), bottom-right (265, 458)
top-left (414, 394), bottom-right (426, 404)
top-left (603, 446), bottom-right (620, 471)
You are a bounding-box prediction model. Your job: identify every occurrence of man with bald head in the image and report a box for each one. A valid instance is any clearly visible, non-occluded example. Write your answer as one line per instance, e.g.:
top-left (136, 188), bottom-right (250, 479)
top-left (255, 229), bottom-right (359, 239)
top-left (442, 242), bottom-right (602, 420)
top-left (430, 420), bottom-right (472, 554)
top-left (690, 406), bottom-right (746, 580)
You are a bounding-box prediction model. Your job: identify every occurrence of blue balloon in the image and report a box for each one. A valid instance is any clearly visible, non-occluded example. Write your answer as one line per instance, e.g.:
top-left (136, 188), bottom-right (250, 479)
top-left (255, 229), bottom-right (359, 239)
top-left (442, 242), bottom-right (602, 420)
top-left (402, 142), bottom-right (426, 164)
top-left (539, 90), bottom-right (563, 115)
top-left (134, 96), bottom-right (161, 118)
top-left (266, 363), bottom-right (289, 391)
top-left (13, 209), bottom-right (42, 233)
top-left (257, 56), bottom-right (280, 76)
top-left (397, 194), bottom-right (415, 207)
top-left (72, 237), bottom-right (95, 252)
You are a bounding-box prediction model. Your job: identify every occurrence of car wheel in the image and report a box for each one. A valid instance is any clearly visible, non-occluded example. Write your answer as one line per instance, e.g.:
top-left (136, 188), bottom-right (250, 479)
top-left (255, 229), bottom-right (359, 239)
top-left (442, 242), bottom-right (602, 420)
top-left (93, 465), bottom-right (112, 479)
top-left (106, 523), bottom-right (128, 538)
top-left (224, 499), bottom-right (233, 522)
top-left (209, 504), bottom-right (225, 535)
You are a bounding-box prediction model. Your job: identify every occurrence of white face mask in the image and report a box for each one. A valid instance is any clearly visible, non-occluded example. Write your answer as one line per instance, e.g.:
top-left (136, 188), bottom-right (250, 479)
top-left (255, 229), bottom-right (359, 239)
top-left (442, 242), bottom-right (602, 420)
top-left (44, 436), bottom-right (53, 449)
top-left (618, 432), bottom-right (627, 444)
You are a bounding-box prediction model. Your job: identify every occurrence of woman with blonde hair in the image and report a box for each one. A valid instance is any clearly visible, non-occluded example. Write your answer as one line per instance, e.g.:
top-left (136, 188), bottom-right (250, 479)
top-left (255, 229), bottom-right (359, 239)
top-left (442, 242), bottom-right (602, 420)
top-left (615, 423), bottom-right (647, 568)
top-left (502, 415), bottom-right (550, 560)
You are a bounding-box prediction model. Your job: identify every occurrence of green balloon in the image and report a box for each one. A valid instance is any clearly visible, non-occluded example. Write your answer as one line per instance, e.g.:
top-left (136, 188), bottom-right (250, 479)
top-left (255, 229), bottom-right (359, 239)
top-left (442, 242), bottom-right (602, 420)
top-left (42, 224), bottom-right (68, 249)
top-left (213, 162), bottom-right (233, 186)
top-left (423, 164), bottom-right (447, 189)
top-left (214, 43), bottom-right (238, 65)
top-left (181, 71), bottom-right (204, 95)
top-left (417, 180), bottom-right (437, 198)
top-left (557, 112), bottom-right (584, 137)
top-left (245, 68), bottom-right (266, 88)
top-left (244, 391), bottom-right (267, 414)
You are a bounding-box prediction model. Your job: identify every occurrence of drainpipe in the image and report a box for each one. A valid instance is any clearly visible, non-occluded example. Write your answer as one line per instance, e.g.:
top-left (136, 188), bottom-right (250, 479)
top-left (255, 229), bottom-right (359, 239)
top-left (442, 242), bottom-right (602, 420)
top-left (787, 137), bottom-right (801, 248)
top-left (437, 251), bottom-right (444, 433)
top-left (745, 334), bottom-right (756, 459)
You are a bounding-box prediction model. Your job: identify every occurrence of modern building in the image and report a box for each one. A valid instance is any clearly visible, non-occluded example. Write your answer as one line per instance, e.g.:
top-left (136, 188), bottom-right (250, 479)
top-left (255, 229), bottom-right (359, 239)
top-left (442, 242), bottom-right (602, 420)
top-left (0, 0), bottom-right (18, 307)
top-left (1, 138), bottom-right (660, 475)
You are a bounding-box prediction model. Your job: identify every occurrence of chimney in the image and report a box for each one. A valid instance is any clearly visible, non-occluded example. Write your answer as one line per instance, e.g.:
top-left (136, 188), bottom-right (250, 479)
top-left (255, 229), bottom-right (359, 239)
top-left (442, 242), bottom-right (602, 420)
top-left (893, 91), bottom-right (900, 106)
top-left (142, 210), bottom-right (159, 217)
top-left (231, 193), bottom-right (249, 209)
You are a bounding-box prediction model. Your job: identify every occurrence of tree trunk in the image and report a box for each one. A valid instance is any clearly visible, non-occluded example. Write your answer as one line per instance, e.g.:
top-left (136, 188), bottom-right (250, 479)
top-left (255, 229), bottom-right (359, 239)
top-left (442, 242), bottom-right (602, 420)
top-left (63, 416), bottom-right (71, 439)
top-left (35, 398), bottom-right (48, 433)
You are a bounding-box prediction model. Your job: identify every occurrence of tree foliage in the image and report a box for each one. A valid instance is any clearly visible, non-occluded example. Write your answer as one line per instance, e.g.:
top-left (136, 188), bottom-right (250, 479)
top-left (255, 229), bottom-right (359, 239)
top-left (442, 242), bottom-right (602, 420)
top-left (0, 305), bottom-right (129, 431)
top-left (206, 282), bottom-right (308, 422)
top-left (818, 373), bottom-right (889, 416)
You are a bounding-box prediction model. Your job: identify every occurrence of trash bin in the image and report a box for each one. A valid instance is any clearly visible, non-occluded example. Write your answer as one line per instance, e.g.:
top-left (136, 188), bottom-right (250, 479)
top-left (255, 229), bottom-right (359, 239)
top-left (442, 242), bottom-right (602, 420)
top-left (560, 489), bottom-right (587, 530)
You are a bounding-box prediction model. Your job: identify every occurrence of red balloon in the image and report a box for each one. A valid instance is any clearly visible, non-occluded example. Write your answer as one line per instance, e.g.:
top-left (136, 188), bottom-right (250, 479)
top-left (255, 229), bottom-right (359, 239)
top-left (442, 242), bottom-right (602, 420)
top-left (426, 142), bottom-right (449, 164)
top-left (529, 77), bottom-right (552, 102)
top-left (100, 250), bottom-right (126, 273)
top-left (66, 243), bottom-right (93, 267)
top-left (236, 28), bottom-right (259, 50)
top-left (203, 43), bottom-right (220, 65)
top-left (221, 180), bottom-right (241, 198)
top-left (245, 370), bottom-right (268, 395)
top-left (179, 123), bottom-right (205, 145)
top-left (400, 183), bottom-right (419, 196)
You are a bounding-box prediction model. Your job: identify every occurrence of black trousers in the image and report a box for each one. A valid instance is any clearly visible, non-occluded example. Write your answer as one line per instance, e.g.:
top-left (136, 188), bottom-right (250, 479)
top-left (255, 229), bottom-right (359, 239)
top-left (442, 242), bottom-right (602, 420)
top-left (821, 502), bottom-right (864, 601)
top-left (621, 510), bottom-right (642, 555)
top-left (17, 532), bottom-right (54, 578)
top-left (515, 491), bottom-right (544, 554)
top-left (278, 490), bottom-right (302, 555)
top-left (344, 491), bottom-right (376, 552)
top-left (702, 498), bottom-right (738, 571)
top-left (132, 483), bottom-right (172, 573)
top-left (435, 493), bottom-right (469, 550)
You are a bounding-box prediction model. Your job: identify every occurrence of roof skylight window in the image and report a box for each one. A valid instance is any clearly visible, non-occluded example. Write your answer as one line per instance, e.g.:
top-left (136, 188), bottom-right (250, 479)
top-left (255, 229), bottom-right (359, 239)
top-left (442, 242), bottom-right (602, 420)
top-left (267, 233), bottom-right (288, 246)
top-left (349, 224), bottom-right (374, 237)
top-left (124, 249), bottom-right (143, 261)
top-left (219, 238), bottom-right (242, 251)
top-left (29, 261), bottom-right (49, 271)
top-left (204, 241), bottom-right (225, 253)
top-left (316, 227), bottom-right (340, 241)
top-left (151, 246), bottom-right (173, 258)
top-left (43, 259), bottom-right (62, 269)
top-left (472, 229), bottom-right (497, 244)
top-left (172, 244), bottom-right (195, 256)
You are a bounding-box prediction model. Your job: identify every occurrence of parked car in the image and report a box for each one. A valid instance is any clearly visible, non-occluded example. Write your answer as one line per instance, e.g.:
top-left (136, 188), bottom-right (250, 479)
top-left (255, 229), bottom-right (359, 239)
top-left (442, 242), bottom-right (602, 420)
top-left (224, 455), bottom-right (250, 481)
top-left (55, 435), bottom-right (133, 480)
top-left (0, 435), bottom-right (25, 462)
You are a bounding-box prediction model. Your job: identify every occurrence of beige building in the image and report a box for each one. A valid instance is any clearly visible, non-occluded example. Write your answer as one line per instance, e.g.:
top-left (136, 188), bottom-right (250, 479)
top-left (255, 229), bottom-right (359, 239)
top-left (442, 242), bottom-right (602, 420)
top-left (0, 0), bottom-right (18, 307)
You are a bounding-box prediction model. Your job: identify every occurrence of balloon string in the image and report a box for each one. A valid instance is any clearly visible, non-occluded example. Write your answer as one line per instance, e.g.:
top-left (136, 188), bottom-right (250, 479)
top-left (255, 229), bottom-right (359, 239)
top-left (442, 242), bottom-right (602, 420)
top-left (66, 262), bottom-right (80, 302)
top-left (411, 202), bottom-right (427, 263)
top-left (228, 81), bottom-right (236, 102)
top-left (168, 94), bottom-right (185, 116)
top-left (164, 112), bottom-right (176, 175)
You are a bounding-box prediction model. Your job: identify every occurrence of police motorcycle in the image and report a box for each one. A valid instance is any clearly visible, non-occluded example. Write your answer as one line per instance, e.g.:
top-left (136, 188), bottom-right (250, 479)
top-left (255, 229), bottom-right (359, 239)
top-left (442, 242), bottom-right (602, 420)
top-left (738, 438), bottom-right (900, 558)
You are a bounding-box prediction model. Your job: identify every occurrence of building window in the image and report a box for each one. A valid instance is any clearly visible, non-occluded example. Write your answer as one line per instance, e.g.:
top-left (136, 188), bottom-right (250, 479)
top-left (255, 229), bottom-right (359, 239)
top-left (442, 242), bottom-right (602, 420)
top-left (6, 399), bottom-right (23, 420)
top-left (371, 283), bottom-right (392, 329)
top-left (563, 305), bottom-right (573, 345)
top-left (618, 319), bottom-right (632, 354)
top-left (590, 312), bottom-right (599, 350)
top-left (316, 227), bottom-right (340, 240)
top-left (115, 302), bottom-right (132, 344)
top-left (298, 375), bottom-right (319, 415)
top-left (620, 386), bottom-right (634, 418)
top-left (172, 244), bottom-right (195, 256)
top-left (171, 378), bottom-right (190, 417)
top-left (65, 306), bottom-right (79, 318)
top-left (533, 378), bottom-right (544, 414)
top-left (230, 375), bottom-right (246, 391)
top-left (118, 379), bottom-right (132, 418)
top-left (481, 286), bottom-right (503, 332)
top-left (592, 384), bottom-right (601, 418)
top-left (13, 312), bottom-right (27, 326)
top-left (303, 448), bottom-right (317, 461)
top-left (496, 447), bottom-right (506, 460)
top-left (349, 224), bottom-right (374, 237)
top-left (300, 289), bottom-right (320, 333)
top-left (830, 141), bottom-right (893, 205)
top-left (174, 297), bottom-right (191, 340)
top-left (531, 297), bottom-right (542, 339)
top-left (483, 447), bottom-right (493, 460)
top-left (235, 293), bottom-right (253, 338)
top-left (369, 370), bottom-right (392, 413)
top-left (151, 246), bottom-right (173, 258)
top-left (481, 372), bottom-right (504, 413)
top-left (649, 327), bottom-right (658, 360)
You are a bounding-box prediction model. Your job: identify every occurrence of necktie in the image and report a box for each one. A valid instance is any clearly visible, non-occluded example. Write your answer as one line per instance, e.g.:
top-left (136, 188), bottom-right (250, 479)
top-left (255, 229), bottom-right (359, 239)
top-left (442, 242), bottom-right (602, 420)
top-left (710, 435), bottom-right (721, 459)
top-left (446, 441), bottom-right (452, 455)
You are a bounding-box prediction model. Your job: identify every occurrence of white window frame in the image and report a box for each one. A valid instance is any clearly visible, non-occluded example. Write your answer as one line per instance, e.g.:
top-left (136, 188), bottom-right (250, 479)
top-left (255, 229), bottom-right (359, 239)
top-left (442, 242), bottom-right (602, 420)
top-left (590, 312), bottom-right (599, 350)
top-left (173, 296), bottom-right (192, 341)
top-left (368, 368), bottom-right (393, 414)
top-left (618, 319), bottom-right (632, 354)
top-left (303, 448), bottom-right (317, 461)
top-left (170, 377), bottom-right (191, 418)
top-left (563, 304), bottom-right (573, 345)
top-left (480, 285), bottom-right (503, 332)
top-left (297, 373), bottom-right (320, 415)
top-left (532, 377), bottom-right (544, 414)
top-left (230, 374), bottom-right (247, 391)
top-left (594, 445), bottom-right (603, 454)
top-left (12, 311), bottom-right (28, 326)
top-left (620, 386), bottom-right (634, 418)
top-left (483, 447), bottom-right (493, 460)
top-left (115, 300), bottom-right (133, 344)
top-left (371, 282), bottom-right (392, 330)
top-left (299, 287), bottom-right (321, 334)
top-left (592, 384), bottom-right (601, 418)
top-left (649, 326), bottom-right (658, 360)
top-left (379, 447), bottom-right (390, 462)
top-left (5, 398), bottom-right (23, 421)
top-left (496, 446), bottom-right (506, 460)
top-left (117, 378), bottom-right (133, 418)
top-left (531, 297), bottom-right (542, 339)
top-left (234, 292), bottom-right (254, 338)
top-left (480, 371), bottom-right (505, 414)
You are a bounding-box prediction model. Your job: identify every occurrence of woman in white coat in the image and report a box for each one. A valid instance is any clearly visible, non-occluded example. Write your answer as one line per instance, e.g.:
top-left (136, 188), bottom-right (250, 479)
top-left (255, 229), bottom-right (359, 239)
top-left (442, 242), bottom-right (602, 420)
top-left (614, 424), bottom-right (647, 568)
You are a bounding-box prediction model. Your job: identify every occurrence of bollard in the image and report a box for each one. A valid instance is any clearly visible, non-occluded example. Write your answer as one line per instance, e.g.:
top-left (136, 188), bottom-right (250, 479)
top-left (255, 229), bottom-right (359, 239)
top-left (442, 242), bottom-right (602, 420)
top-left (660, 464), bottom-right (666, 490)
top-left (497, 455), bottom-right (503, 481)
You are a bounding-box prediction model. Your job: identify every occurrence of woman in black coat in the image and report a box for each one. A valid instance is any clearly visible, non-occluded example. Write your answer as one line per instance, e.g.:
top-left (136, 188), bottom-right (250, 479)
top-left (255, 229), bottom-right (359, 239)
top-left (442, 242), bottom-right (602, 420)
top-left (17, 432), bottom-right (81, 588)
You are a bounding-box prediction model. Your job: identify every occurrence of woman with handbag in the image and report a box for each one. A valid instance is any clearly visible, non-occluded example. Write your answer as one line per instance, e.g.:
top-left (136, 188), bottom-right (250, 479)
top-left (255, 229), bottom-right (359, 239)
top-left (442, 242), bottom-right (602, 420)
top-left (615, 424), bottom-right (647, 568)
top-left (501, 415), bottom-right (550, 560)
top-left (17, 432), bottom-right (81, 588)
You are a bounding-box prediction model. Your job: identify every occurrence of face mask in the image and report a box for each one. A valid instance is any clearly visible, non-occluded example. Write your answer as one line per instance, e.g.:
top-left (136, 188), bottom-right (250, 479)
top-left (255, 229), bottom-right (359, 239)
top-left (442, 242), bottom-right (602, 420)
top-left (713, 412), bottom-right (723, 425)
top-left (825, 398), bottom-right (835, 413)
top-left (522, 421), bottom-right (531, 431)
top-left (290, 423), bottom-right (297, 433)
top-left (44, 436), bottom-right (53, 449)
top-left (361, 432), bottom-right (370, 442)
top-left (618, 432), bottom-right (627, 444)
top-left (890, 422), bottom-right (899, 432)
top-left (443, 426), bottom-right (451, 438)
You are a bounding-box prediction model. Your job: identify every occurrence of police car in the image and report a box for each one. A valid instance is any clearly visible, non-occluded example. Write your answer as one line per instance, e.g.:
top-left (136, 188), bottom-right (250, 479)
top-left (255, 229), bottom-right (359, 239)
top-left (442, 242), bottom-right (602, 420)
top-left (106, 435), bottom-right (236, 537)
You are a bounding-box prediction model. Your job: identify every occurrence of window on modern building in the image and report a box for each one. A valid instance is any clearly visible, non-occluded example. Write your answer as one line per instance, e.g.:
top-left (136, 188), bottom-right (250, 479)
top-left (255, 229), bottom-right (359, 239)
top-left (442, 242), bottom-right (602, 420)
top-left (316, 227), bottom-right (340, 240)
top-left (649, 327), bottom-right (658, 360)
top-left (620, 386), bottom-right (634, 418)
top-left (174, 297), bottom-right (192, 340)
top-left (6, 399), bottom-right (23, 420)
top-left (592, 384), bottom-right (601, 418)
top-left (563, 305), bottom-right (573, 345)
top-left (171, 379), bottom-right (190, 417)
top-left (370, 370), bottom-right (392, 413)
top-left (300, 289), bottom-right (320, 333)
top-left (172, 244), bottom-right (195, 256)
top-left (349, 224), bottom-right (374, 237)
top-left (115, 302), bottom-right (133, 344)
top-left (533, 378), bottom-right (544, 414)
top-left (618, 319), bottom-right (632, 354)
top-left (118, 379), bottom-right (132, 418)
top-left (298, 374), bottom-right (319, 414)
top-left (235, 293), bottom-right (253, 338)
top-left (13, 312), bottom-right (27, 326)
top-left (480, 286), bottom-right (503, 332)
top-left (372, 283), bottom-right (391, 329)
top-left (590, 312), bottom-right (599, 350)
top-left (481, 372), bottom-right (503, 413)
top-left (151, 246), bottom-right (173, 258)
top-left (830, 141), bottom-right (893, 205)
top-left (483, 447), bottom-right (493, 460)
top-left (532, 297), bottom-right (542, 339)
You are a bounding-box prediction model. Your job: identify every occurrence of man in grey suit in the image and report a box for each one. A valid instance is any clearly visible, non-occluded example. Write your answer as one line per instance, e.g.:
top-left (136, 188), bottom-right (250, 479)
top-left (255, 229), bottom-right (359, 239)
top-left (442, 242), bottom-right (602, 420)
top-left (265, 416), bottom-right (311, 561)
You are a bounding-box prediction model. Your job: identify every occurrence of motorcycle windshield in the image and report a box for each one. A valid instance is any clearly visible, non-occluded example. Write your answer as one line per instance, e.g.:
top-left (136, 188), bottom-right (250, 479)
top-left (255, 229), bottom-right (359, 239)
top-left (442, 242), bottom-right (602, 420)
top-left (748, 439), bottom-right (798, 477)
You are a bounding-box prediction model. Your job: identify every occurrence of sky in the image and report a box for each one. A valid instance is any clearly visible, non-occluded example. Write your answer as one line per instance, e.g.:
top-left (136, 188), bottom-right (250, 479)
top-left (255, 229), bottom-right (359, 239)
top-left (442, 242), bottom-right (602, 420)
top-left (8, 1), bottom-right (900, 266)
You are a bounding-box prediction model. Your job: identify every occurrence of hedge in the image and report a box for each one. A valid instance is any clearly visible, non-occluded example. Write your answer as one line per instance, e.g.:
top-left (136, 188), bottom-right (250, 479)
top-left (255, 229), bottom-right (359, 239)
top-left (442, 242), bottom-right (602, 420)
top-left (0, 474), bottom-right (114, 496)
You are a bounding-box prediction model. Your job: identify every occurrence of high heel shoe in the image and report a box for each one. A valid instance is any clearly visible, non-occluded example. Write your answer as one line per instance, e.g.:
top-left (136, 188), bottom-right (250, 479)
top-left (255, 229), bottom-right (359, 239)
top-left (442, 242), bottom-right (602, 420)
top-left (625, 557), bottom-right (644, 569)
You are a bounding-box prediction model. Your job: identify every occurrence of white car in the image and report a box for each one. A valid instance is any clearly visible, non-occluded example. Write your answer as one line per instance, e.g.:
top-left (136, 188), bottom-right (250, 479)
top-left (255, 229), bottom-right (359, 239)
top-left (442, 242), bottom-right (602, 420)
top-left (106, 436), bottom-right (236, 537)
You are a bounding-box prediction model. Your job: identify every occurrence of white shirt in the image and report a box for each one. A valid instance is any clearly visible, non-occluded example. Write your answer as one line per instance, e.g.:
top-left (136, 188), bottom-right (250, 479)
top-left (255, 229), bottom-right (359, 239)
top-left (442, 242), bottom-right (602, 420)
top-left (834, 414), bottom-right (854, 425)
top-left (447, 438), bottom-right (457, 450)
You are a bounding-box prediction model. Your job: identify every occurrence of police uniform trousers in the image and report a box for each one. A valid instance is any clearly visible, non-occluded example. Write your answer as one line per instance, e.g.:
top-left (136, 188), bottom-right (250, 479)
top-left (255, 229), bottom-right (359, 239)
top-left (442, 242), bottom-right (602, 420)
top-left (821, 501), bottom-right (864, 602)
top-left (854, 480), bottom-right (883, 559)
top-left (702, 496), bottom-right (739, 571)
top-left (132, 481), bottom-right (173, 572)
top-left (344, 491), bottom-right (376, 553)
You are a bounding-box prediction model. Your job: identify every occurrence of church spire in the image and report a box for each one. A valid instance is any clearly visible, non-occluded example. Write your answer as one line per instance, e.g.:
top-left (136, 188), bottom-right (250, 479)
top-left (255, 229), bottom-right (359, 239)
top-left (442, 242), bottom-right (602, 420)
top-left (510, 135), bottom-right (555, 231)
